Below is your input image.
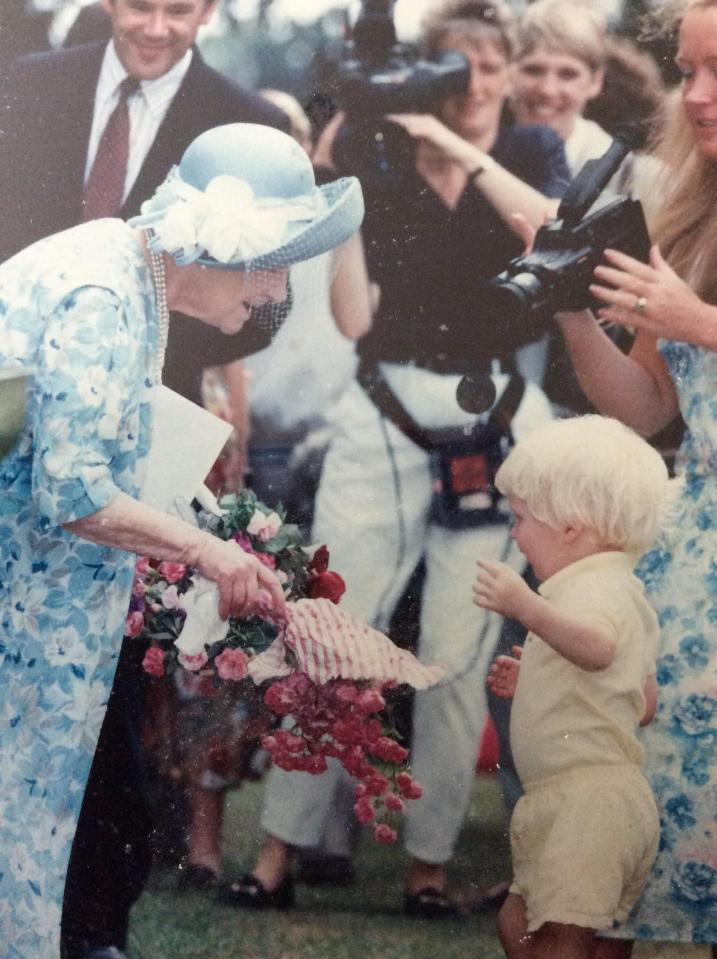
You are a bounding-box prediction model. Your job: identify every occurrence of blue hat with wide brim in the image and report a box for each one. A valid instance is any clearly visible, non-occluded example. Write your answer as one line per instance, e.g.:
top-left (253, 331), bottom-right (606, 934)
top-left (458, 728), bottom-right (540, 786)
top-left (131, 124), bottom-right (364, 271)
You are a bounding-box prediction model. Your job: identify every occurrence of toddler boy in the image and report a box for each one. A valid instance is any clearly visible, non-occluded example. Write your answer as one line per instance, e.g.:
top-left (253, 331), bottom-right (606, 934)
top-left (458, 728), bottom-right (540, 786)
top-left (474, 414), bottom-right (671, 959)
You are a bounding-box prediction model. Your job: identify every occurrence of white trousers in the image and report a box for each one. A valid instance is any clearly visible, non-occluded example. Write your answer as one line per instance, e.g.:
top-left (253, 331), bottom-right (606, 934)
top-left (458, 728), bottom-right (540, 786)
top-left (262, 372), bottom-right (551, 863)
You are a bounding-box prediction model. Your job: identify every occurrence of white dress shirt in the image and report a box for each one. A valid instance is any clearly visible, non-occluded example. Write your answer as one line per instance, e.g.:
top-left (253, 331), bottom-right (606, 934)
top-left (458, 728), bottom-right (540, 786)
top-left (84, 41), bottom-right (193, 203)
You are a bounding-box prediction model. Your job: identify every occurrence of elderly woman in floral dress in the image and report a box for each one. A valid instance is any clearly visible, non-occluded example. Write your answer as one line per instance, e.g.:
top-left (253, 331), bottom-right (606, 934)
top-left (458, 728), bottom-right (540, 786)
top-left (0, 122), bottom-right (363, 959)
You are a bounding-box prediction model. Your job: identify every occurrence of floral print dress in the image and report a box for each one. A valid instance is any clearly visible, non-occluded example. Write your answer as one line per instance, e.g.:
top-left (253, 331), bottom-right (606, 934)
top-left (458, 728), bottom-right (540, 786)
top-left (617, 339), bottom-right (717, 944)
top-left (0, 221), bottom-right (158, 959)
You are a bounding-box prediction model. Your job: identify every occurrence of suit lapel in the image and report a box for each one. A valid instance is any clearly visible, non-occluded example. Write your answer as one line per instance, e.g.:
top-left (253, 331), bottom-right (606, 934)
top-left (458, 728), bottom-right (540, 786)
top-left (62, 45), bottom-right (105, 210)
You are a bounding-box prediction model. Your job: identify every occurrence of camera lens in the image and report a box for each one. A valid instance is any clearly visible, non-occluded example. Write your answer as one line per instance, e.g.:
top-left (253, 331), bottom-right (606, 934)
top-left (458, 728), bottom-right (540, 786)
top-left (483, 272), bottom-right (544, 326)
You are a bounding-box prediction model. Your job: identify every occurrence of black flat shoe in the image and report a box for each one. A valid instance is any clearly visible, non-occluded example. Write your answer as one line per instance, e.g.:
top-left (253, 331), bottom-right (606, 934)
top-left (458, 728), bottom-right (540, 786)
top-left (217, 872), bottom-right (295, 910)
top-left (404, 887), bottom-right (460, 920)
top-left (178, 863), bottom-right (220, 890)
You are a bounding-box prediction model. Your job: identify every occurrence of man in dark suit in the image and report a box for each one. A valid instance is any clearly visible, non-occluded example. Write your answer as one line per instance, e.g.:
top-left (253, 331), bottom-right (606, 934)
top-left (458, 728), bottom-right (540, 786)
top-left (0, 5), bottom-right (288, 958)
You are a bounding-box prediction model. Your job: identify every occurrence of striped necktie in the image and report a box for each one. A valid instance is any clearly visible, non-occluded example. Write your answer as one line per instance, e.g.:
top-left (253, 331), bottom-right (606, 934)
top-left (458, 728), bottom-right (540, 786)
top-left (83, 76), bottom-right (140, 221)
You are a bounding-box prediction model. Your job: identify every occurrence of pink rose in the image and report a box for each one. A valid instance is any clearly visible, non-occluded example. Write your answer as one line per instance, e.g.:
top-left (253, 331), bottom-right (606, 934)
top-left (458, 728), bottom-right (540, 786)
top-left (135, 556), bottom-right (151, 576)
top-left (246, 509), bottom-right (282, 542)
top-left (256, 552), bottom-right (276, 570)
top-left (158, 561), bottom-right (187, 584)
top-left (142, 646), bottom-right (165, 678)
top-left (214, 648), bottom-right (249, 681)
top-left (178, 649), bottom-right (208, 672)
top-left (124, 610), bottom-right (145, 638)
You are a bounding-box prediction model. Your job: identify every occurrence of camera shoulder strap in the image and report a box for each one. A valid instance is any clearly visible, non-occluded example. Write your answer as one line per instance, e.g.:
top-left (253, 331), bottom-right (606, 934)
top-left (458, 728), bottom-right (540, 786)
top-left (356, 360), bottom-right (525, 450)
top-left (357, 360), bottom-right (434, 451)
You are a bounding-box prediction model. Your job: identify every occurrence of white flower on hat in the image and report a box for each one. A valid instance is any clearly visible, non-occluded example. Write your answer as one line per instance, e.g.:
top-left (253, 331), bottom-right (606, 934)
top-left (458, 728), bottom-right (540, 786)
top-left (153, 201), bottom-right (198, 258)
top-left (197, 176), bottom-right (291, 264)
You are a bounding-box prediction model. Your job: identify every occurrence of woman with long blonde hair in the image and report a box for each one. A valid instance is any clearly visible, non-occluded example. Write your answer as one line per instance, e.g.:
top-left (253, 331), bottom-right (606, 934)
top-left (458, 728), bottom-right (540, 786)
top-left (546, 1), bottom-right (717, 955)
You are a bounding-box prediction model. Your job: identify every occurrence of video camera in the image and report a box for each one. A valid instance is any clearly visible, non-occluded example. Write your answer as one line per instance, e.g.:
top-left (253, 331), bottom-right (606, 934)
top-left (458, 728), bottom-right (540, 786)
top-left (483, 136), bottom-right (651, 329)
top-left (456, 136), bottom-right (650, 415)
top-left (331, 0), bottom-right (470, 187)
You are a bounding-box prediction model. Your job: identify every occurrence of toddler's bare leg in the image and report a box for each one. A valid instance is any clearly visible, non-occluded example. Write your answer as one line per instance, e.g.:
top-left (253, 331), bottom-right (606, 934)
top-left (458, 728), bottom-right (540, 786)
top-left (497, 893), bottom-right (532, 959)
top-left (530, 922), bottom-right (597, 959)
top-left (593, 938), bottom-right (633, 959)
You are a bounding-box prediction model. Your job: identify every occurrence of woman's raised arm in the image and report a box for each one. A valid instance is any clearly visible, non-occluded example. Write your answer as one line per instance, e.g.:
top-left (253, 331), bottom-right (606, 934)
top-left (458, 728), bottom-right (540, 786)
top-left (386, 113), bottom-right (560, 231)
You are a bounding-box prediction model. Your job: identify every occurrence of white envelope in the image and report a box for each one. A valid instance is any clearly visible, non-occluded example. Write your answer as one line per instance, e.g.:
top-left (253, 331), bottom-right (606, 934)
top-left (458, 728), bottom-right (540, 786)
top-left (141, 385), bottom-right (232, 514)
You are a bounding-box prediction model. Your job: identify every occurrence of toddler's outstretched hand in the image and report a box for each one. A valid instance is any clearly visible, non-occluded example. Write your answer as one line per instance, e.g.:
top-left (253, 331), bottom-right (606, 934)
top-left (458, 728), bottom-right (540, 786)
top-left (487, 646), bottom-right (522, 698)
top-left (473, 560), bottom-right (534, 621)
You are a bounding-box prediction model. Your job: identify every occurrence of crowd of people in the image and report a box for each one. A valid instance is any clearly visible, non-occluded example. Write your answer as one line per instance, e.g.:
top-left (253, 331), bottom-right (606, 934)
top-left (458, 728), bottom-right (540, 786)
top-left (0, 0), bottom-right (716, 958)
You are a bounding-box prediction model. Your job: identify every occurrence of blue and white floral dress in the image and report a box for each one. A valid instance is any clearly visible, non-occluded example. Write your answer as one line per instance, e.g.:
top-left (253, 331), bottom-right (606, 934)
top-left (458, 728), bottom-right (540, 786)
top-left (617, 339), bottom-right (717, 944)
top-left (0, 221), bottom-right (158, 959)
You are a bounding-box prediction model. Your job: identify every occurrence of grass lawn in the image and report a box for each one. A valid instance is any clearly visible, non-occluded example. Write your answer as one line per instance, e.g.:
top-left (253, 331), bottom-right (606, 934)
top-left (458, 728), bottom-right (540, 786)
top-left (128, 774), bottom-right (711, 959)
top-left (128, 773), bottom-right (511, 959)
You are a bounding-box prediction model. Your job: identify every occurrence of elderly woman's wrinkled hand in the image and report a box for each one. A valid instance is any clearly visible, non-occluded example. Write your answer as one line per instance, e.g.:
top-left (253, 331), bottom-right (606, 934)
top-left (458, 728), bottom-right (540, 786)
top-left (591, 245), bottom-right (715, 346)
top-left (196, 535), bottom-right (286, 621)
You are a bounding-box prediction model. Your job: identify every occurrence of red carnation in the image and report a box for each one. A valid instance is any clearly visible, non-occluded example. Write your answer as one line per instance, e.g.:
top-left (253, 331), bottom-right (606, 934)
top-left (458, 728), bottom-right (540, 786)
top-left (309, 544), bottom-right (330, 573)
top-left (306, 570), bottom-right (346, 603)
top-left (373, 823), bottom-right (398, 844)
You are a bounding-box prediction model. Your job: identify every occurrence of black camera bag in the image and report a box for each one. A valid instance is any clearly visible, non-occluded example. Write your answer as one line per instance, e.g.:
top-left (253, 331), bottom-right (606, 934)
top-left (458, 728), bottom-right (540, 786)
top-left (357, 361), bottom-right (524, 529)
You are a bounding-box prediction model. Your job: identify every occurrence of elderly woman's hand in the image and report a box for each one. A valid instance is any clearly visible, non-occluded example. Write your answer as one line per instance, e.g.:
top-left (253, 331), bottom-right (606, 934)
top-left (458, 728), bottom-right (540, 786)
top-left (64, 493), bottom-right (287, 623)
top-left (195, 534), bottom-right (287, 621)
top-left (591, 245), bottom-right (717, 348)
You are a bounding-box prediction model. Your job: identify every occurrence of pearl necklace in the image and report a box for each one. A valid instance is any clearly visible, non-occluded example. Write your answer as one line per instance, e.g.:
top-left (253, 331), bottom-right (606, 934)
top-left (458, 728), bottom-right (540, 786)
top-left (146, 231), bottom-right (169, 383)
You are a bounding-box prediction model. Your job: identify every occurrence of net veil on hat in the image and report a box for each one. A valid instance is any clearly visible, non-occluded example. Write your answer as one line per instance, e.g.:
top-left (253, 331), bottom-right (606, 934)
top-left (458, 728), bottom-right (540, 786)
top-left (129, 124), bottom-right (364, 271)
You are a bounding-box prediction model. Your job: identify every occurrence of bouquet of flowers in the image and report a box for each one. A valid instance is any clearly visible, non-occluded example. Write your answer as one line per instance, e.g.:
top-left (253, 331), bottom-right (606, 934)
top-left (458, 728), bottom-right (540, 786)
top-left (126, 490), bottom-right (443, 842)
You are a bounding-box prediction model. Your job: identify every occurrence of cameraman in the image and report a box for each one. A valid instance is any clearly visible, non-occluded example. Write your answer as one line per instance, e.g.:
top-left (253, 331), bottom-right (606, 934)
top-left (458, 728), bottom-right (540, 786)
top-left (223, 0), bottom-right (569, 918)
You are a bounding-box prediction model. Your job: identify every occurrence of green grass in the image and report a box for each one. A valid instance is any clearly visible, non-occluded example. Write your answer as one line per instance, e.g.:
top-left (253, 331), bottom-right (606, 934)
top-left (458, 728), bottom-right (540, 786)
top-left (128, 774), bottom-right (511, 959)
top-left (127, 776), bottom-right (711, 959)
